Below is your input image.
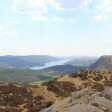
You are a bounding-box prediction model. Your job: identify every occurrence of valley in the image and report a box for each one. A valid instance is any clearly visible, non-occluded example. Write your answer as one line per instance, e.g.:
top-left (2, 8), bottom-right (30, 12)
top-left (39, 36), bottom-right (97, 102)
top-left (0, 55), bottom-right (112, 112)
top-left (0, 1), bottom-right (112, 111)
top-left (0, 55), bottom-right (97, 84)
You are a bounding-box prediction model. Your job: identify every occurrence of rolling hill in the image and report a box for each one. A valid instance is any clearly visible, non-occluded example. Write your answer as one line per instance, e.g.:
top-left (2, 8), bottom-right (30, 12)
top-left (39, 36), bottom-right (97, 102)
top-left (0, 55), bottom-right (61, 68)
top-left (0, 67), bottom-right (54, 83)
top-left (66, 57), bottom-right (97, 66)
top-left (0, 65), bottom-right (87, 85)
top-left (41, 65), bottom-right (87, 74)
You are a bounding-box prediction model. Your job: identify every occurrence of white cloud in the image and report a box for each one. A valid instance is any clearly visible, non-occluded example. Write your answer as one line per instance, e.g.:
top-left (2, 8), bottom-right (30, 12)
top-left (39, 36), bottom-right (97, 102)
top-left (93, 15), bottom-right (103, 21)
top-left (7, 20), bottom-right (19, 24)
top-left (11, 0), bottom-right (112, 22)
top-left (105, 5), bottom-right (112, 13)
top-left (0, 29), bottom-right (19, 38)
top-left (48, 0), bottom-right (66, 11)
top-left (11, 20), bottom-right (19, 24)
top-left (50, 0), bottom-right (92, 11)
top-left (12, 0), bottom-right (47, 12)
top-left (12, 0), bottom-right (23, 11)
top-left (91, 0), bottom-right (112, 21)
top-left (52, 17), bottom-right (64, 22)
top-left (29, 11), bottom-right (48, 22)
top-left (82, 0), bottom-right (92, 7)
top-left (93, 14), bottom-right (109, 21)
top-left (11, 0), bottom-right (67, 22)
top-left (95, 0), bottom-right (112, 16)
top-left (12, 0), bottom-right (48, 22)
top-left (0, 25), bottom-right (4, 30)
top-left (68, 18), bottom-right (76, 23)
top-left (100, 0), bottom-right (112, 12)
top-left (102, 0), bottom-right (112, 7)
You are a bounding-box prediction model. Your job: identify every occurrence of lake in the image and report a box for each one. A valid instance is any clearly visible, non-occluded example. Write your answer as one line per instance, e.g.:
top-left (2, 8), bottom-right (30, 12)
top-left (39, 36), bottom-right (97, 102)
top-left (31, 59), bottom-right (71, 70)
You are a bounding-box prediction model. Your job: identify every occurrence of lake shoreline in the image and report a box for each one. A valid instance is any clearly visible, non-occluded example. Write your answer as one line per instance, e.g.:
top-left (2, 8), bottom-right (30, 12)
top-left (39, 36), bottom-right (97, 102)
top-left (30, 59), bottom-right (71, 70)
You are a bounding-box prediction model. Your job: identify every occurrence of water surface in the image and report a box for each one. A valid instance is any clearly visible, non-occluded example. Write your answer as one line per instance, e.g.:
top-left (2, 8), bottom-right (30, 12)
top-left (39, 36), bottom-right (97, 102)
top-left (31, 59), bottom-right (70, 70)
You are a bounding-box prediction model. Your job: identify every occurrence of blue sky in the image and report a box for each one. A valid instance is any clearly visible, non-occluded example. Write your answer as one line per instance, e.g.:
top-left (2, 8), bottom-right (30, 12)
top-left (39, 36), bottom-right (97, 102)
top-left (0, 0), bottom-right (112, 56)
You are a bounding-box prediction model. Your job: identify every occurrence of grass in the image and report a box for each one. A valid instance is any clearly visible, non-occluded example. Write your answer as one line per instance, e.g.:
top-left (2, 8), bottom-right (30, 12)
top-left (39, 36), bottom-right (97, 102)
top-left (29, 80), bottom-right (46, 85)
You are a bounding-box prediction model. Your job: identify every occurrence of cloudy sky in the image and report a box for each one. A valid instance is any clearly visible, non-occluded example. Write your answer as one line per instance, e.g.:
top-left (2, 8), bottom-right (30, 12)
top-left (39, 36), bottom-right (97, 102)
top-left (0, 0), bottom-right (112, 56)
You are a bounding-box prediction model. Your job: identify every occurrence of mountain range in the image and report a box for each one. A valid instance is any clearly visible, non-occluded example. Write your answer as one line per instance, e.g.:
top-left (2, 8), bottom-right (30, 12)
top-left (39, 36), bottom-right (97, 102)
top-left (0, 55), bottom-right (112, 112)
top-left (0, 55), bottom-right (112, 84)
top-left (66, 57), bottom-right (97, 66)
top-left (0, 55), bottom-right (61, 68)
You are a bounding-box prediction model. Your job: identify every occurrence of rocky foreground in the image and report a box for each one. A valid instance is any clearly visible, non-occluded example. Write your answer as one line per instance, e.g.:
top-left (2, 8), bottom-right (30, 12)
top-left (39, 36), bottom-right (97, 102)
top-left (42, 88), bottom-right (112, 112)
top-left (0, 70), bottom-right (112, 112)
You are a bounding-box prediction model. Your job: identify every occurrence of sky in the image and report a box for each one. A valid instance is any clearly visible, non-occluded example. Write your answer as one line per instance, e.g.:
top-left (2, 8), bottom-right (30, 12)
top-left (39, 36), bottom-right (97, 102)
top-left (0, 0), bottom-right (112, 56)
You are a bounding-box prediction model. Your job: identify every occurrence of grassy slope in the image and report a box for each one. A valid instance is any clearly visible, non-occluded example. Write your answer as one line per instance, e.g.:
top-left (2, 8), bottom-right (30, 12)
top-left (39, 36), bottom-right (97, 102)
top-left (31, 65), bottom-right (88, 85)
top-left (0, 65), bottom-right (88, 85)
top-left (40, 65), bottom-right (88, 74)
top-left (0, 67), bottom-right (54, 84)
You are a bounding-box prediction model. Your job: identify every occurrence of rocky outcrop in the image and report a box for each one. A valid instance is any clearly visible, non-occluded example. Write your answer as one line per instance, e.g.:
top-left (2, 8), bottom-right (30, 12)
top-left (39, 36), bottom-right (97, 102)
top-left (41, 88), bottom-right (112, 112)
top-left (0, 70), bottom-right (112, 112)
top-left (41, 70), bottom-right (112, 112)
top-left (89, 55), bottom-right (112, 71)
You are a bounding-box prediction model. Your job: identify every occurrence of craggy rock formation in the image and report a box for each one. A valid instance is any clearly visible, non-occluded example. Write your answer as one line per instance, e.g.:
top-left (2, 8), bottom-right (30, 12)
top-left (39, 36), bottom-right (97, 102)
top-left (41, 88), bottom-right (112, 112)
top-left (89, 55), bottom-right (112, 71)
top-left (41, 70), bottom-right (112, 112)
top-left (0, 70), bottom-right (112, 112)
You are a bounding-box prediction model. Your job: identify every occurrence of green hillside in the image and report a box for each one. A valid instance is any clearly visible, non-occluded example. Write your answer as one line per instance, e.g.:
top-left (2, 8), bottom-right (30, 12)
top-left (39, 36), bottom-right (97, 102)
top-left (0, 67), bottom-right (54, 83)
top-left (41, 65), bottom-right (88, 74)
top-left (0, 64), bottom-right (88, 85)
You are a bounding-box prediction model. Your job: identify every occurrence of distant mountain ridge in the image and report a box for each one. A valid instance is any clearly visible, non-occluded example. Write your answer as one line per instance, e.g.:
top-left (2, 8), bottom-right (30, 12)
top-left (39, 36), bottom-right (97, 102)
top-left (41, 65), bottom-right (87, 74)
top-left (89, 55), bottom-right (112, 71)
top-left (66, 57), bottom-right (97, 66)
top-left (0, 55), bottom-right (61, 68)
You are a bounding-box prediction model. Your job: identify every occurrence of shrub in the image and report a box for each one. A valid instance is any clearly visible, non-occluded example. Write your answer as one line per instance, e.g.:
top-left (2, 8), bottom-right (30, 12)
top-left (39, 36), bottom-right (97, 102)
top-left (93, 74), bottom-right (103, 81)
top-left (92, 83), bottom-right (104, 92)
